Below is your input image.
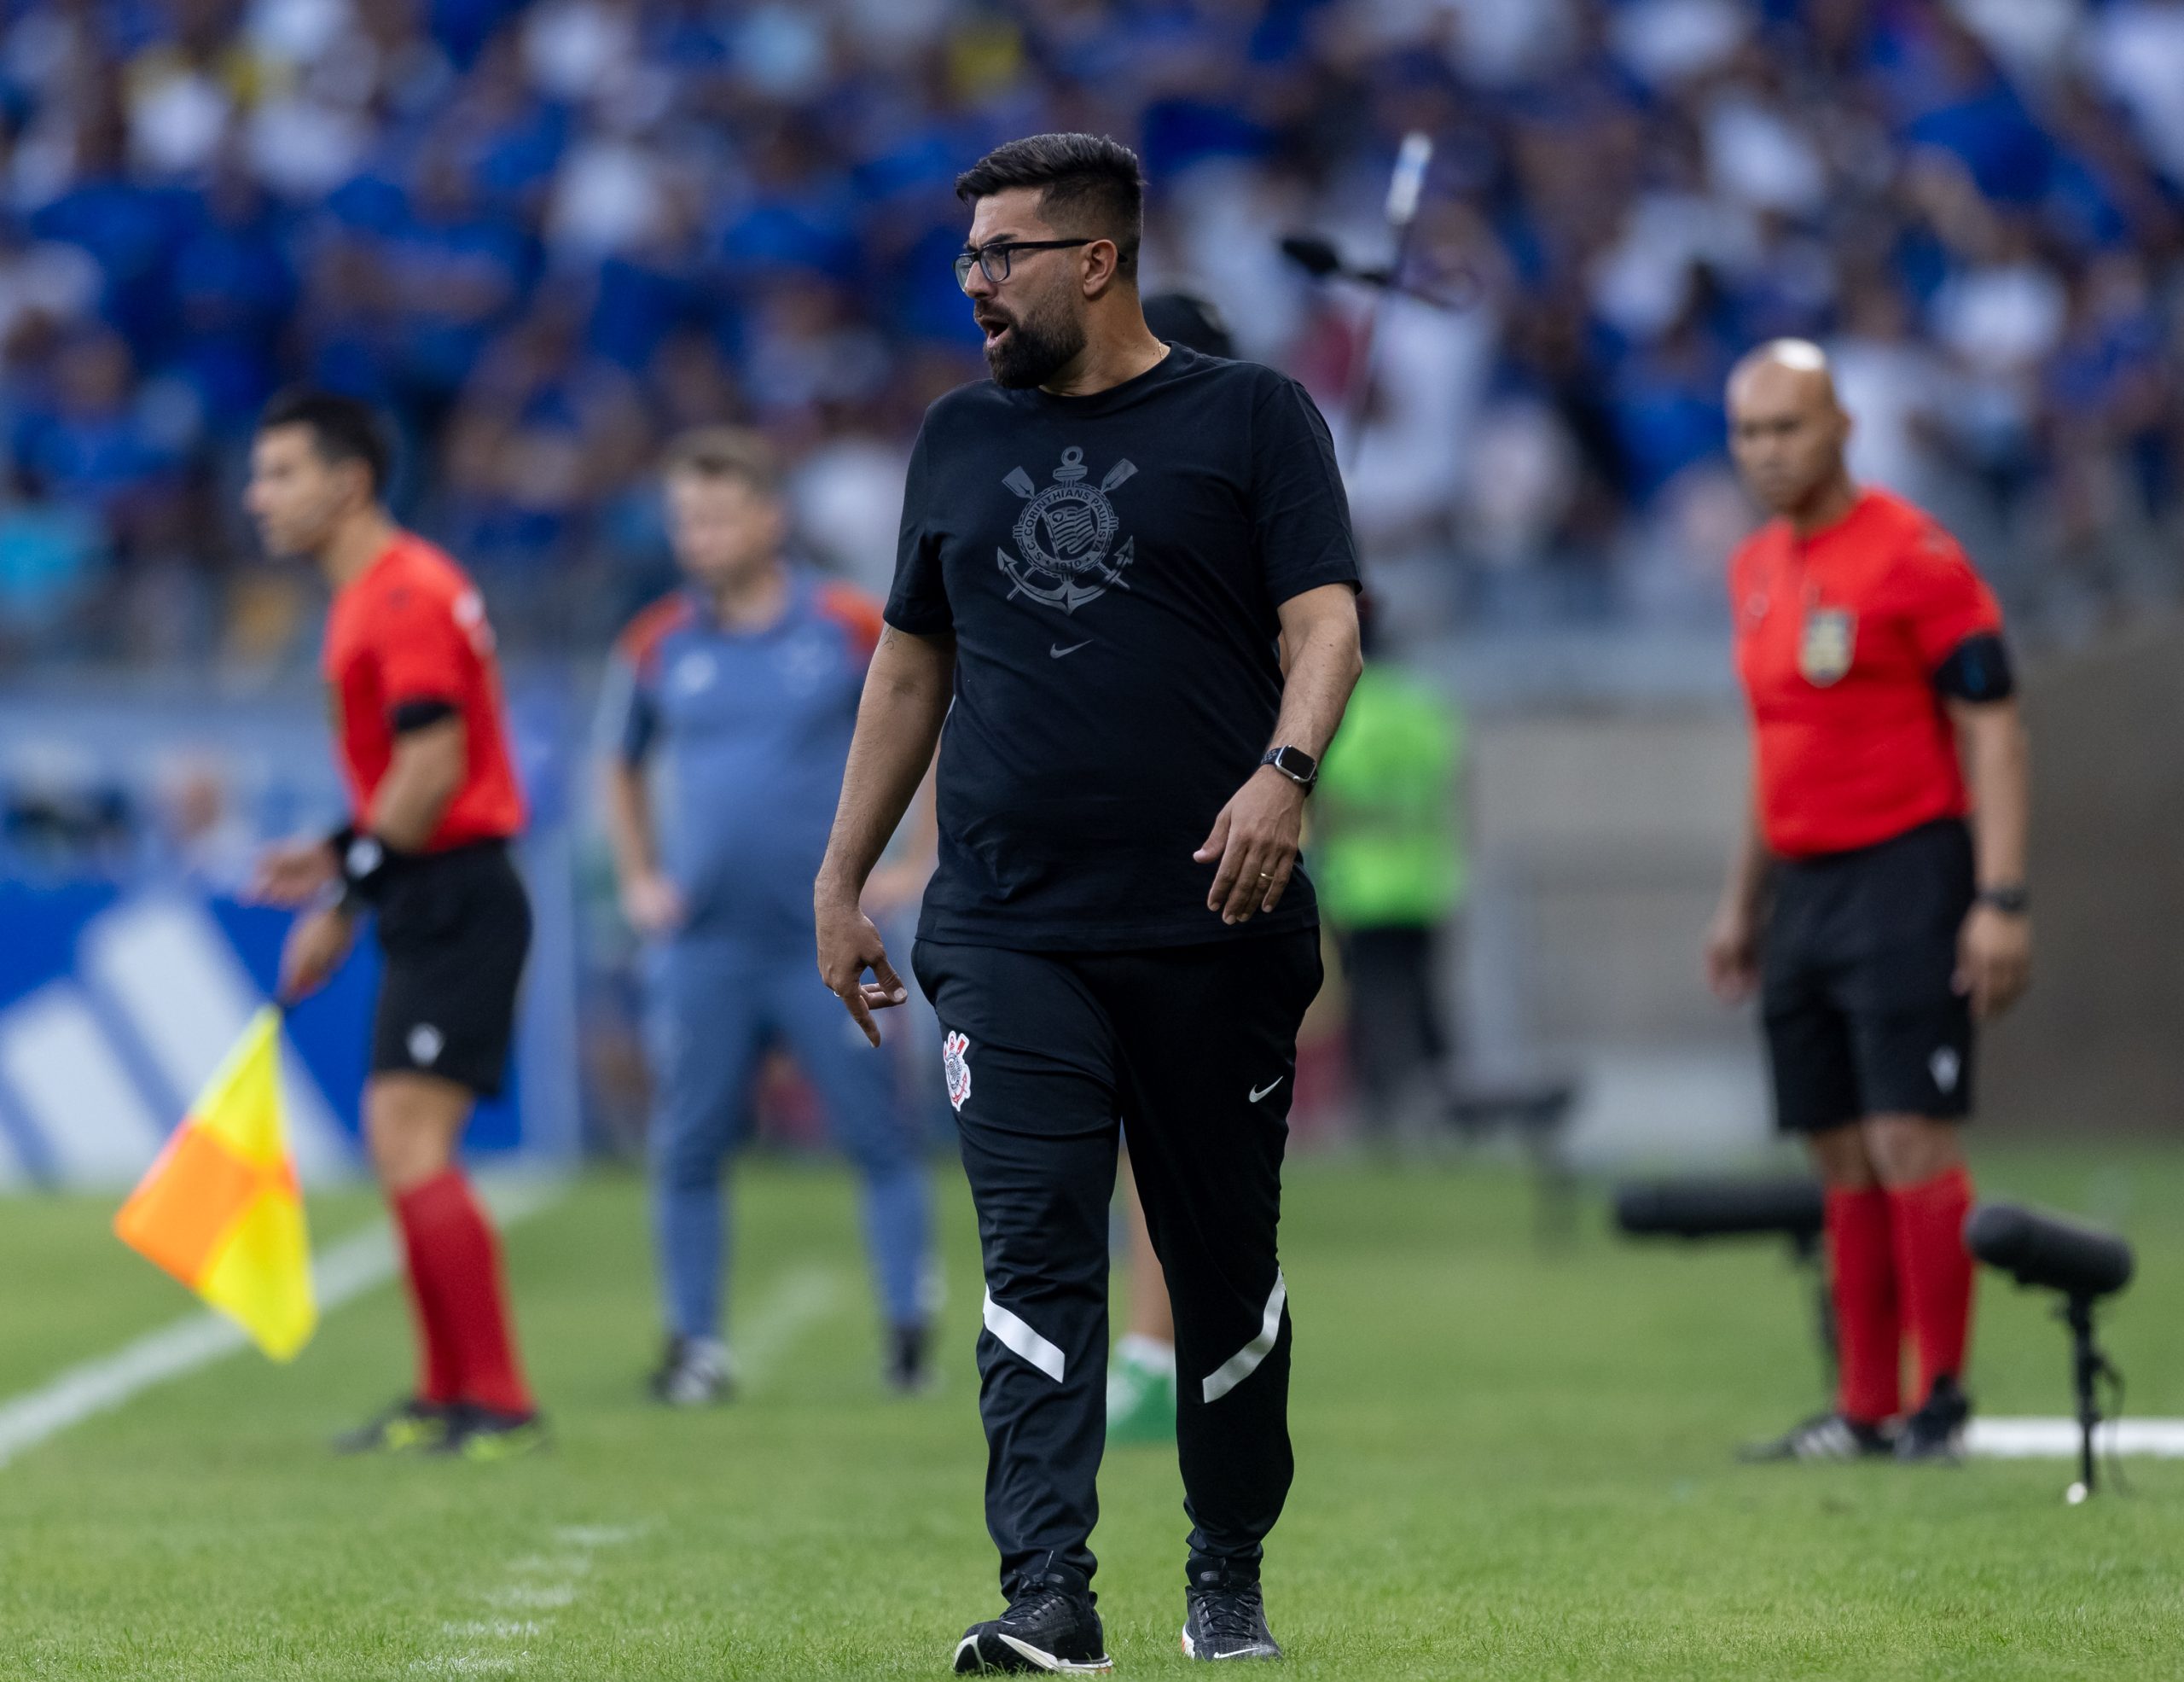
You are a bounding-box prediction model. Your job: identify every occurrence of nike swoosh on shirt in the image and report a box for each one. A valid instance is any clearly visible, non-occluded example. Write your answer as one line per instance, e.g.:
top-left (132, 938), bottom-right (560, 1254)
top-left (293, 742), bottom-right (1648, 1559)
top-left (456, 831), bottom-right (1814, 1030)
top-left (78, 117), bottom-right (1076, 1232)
top-left (1050, 640), bottom-right (1092, 658)
top-left (1248, 1080), bottom-right (1284, 1103)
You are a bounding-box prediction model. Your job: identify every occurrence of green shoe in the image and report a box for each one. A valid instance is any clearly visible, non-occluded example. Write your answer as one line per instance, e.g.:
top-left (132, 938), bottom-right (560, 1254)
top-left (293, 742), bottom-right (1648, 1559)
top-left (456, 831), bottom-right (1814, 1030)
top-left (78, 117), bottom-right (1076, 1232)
top-left (331, 1398), bottom-right (454, 1455)
top-left (1107, 1343), bottom-right (1176, 1446)
top-left (443, 1406), bottom-right (551, 1463)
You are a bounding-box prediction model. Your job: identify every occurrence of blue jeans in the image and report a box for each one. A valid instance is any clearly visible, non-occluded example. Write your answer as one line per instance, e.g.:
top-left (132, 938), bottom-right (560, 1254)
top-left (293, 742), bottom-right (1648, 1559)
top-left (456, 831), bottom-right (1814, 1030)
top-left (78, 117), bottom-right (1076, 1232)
top-left (647, 934), bottom-right (931, 1343)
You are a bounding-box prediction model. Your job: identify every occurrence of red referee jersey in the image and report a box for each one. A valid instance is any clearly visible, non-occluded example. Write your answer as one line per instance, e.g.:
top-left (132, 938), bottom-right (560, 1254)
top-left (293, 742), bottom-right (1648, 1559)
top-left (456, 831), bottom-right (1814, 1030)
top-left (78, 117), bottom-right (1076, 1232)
top-left (1730, 486), bottom-right (2002, 859)
top-left (322, 532), bottom-right (526, 849)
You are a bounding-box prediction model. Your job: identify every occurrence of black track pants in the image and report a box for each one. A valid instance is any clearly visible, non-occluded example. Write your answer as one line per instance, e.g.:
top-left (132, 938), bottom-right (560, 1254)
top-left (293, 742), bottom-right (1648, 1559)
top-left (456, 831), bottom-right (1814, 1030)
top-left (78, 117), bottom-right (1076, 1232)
top-left (912, 930), bottom-right (1322, 1598)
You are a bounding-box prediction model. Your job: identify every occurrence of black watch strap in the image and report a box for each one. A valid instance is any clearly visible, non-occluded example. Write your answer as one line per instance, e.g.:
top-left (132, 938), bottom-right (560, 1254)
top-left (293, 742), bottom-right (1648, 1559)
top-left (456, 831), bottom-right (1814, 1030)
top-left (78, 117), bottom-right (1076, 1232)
top-left (1976, 884), bottom-right (2030, 915)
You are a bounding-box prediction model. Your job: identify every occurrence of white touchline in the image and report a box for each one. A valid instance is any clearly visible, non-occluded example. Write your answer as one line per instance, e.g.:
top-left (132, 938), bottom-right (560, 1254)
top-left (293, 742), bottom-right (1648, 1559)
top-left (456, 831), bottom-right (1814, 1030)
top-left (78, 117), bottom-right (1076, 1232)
top-left (0, 1178), bottom-right (565, 1470)
top-left (1966, 1417), bottom-right (2184, 1458)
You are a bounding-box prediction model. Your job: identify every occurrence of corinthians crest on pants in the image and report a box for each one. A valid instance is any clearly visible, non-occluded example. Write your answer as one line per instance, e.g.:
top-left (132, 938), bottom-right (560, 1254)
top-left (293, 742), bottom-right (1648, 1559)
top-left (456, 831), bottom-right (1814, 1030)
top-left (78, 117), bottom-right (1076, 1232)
top-left (944, 1031), bottom-right (972, 1112)
top-left (999, 445), bottom-right (1138, 613)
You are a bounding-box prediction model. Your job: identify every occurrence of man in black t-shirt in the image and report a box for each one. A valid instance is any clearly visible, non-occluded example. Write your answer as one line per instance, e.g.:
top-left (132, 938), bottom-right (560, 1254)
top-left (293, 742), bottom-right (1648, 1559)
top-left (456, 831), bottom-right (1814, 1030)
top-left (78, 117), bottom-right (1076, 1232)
top-left (816, 133), bottom-right (1362, 1673)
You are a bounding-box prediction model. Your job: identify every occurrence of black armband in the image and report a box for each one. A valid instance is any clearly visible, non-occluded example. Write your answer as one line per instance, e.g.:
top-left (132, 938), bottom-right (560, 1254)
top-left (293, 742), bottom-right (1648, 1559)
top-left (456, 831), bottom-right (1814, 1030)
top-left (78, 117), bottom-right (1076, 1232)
top-left (388, 696), bottom-right (459, 733)
top-left (1933, 632), bottom-right (2015, 702)
top-left (326, 824), bottom-right (402, 909)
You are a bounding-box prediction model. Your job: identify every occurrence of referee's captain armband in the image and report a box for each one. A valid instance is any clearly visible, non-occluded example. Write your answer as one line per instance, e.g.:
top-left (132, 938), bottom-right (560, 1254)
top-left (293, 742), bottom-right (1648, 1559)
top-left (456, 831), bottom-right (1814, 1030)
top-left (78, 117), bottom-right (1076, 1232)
top-left (1931, 632), bottom-right (2015, 703)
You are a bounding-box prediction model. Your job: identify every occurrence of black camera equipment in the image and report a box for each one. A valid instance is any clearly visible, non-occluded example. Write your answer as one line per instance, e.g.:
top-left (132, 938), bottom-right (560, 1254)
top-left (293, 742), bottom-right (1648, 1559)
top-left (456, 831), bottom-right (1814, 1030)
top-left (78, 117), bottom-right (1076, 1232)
top-left (1612, 1176), bottom-right (1833, 1384)
top-left (1965, 1202), bottom-right (2135, 1499)
top-left (1451, 1080), bottom-right (1580, 1246)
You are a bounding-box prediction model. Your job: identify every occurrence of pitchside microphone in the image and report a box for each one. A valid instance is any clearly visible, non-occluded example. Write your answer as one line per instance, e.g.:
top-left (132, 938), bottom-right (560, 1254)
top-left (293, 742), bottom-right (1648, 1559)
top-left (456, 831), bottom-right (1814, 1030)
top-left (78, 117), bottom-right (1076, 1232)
top-left (1613, 1175), bottom-right (1833, 1391)
top-left (1965, 1202), bottom-right (2135, 1501)
top-left (1965, 1203), bottom-right (2135, 1299)
top-left (1613, 1177), bottom-right (1824, 1244)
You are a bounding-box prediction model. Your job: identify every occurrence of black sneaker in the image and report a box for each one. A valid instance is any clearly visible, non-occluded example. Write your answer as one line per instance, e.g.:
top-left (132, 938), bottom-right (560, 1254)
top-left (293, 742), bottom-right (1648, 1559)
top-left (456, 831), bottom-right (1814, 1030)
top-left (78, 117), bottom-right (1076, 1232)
top-left (952, 1574), bottom-right (1111, 1673)
top-left (1738, 1411), bottom-right (1896, 1463)
top-left (648, 1336), bottom-right (731, 1406)
top-left (439, 1405), bottom-right (551, 1463)
top-left (886, 1322), bottom-right (932, 1394)
top-left (331, 1397), bottom-right (454, 1454)
top-left (1895, 1375), bottom-right (1971, 1464)
top-left (1182, 1563), bottom-right (1282, 1662)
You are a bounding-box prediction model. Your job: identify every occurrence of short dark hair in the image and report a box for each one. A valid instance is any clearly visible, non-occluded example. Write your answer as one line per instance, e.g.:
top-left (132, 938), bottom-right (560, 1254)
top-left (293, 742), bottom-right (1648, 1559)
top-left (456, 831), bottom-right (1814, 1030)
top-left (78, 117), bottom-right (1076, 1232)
top-left (257, 388), bottom-right (392, 497)
top-left (662, 426), bottom-right (780, 497)
top-left (956, 132), bottom-right (1146, 279)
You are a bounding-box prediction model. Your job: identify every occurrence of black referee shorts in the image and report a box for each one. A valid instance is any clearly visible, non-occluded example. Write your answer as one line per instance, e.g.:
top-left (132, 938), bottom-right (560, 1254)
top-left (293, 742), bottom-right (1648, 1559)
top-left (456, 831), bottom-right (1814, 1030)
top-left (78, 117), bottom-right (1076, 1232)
top-left (370, 841), bottom-right (531, 1097)
top-left (1762, 818), bottom-right (1974, 1134)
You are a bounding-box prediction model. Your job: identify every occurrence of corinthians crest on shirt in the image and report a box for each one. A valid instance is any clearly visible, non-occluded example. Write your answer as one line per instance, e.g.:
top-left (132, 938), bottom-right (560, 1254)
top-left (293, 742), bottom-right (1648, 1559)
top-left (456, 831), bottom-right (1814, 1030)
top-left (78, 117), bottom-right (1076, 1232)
top-left (1799, 606), bottom-right (1856, 686)
top-left (998, 445), bottom-right (1138, 613)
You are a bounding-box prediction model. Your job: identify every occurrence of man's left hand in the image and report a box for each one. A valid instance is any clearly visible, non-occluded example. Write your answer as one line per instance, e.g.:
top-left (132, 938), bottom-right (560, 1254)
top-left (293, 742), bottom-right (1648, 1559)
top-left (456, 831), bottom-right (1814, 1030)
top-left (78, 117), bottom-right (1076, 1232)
top-left (1955, 901), bottom-right (2031, 1021)
top-left (1194, 765), bottom-right (1306, 924)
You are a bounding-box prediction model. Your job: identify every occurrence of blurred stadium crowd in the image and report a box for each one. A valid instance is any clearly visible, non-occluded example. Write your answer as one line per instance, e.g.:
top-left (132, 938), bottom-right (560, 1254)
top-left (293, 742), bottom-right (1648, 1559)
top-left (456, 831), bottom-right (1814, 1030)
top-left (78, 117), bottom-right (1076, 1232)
top-left (0, 0), bottom-right (2180, 667)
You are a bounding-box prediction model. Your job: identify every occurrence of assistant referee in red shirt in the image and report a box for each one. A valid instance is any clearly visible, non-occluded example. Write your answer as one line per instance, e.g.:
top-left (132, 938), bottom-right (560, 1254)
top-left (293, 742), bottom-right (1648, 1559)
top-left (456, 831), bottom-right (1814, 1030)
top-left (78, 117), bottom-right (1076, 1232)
top-left (1706, 340), bottom-right (2031, 1464)
top-left (246, 390), bottom-right (543, 1460)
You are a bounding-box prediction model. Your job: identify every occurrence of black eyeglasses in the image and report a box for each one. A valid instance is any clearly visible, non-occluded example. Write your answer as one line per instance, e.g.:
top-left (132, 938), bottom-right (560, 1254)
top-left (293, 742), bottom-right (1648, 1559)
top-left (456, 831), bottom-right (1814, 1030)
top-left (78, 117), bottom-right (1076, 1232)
top-left (954, 239), bottom-right (1093, 292)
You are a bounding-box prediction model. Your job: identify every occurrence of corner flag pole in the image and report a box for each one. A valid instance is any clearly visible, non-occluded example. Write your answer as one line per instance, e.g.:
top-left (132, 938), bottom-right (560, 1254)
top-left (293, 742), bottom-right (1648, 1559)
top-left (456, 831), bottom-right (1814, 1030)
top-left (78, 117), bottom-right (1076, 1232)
top-left (1340, 131), bottom-right (1432, 474)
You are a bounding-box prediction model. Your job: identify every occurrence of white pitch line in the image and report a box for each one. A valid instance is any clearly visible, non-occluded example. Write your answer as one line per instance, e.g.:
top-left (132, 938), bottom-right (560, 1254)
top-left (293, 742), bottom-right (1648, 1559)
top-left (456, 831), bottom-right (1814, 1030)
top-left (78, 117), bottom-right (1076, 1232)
top-left (734, 1264), bottom-right (848, 1386)
top-left (1968, 1417), bottom-right (2184, 1458)
top-left (0, 1178), bottom-right (566, 1470)
top-left (425, 1515), bottom-right (646, 1674)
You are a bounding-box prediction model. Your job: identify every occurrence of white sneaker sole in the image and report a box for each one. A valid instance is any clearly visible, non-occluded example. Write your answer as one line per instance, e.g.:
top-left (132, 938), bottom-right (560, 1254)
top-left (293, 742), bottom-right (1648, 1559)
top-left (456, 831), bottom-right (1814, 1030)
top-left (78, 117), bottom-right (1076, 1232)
top-left (1182, 1626), bottom-right (1282, 1660)
top-left (953, 1631), bottom-right (1113, 1673)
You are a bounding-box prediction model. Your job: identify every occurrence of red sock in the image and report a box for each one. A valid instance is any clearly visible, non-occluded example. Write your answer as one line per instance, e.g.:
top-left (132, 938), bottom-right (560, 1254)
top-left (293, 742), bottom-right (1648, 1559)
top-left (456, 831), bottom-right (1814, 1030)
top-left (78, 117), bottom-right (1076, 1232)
top-left (1887, 1165), bottom-right (1976, 1407)
top-left (1826, 1185), bottom-right (1901, 1424)
top-left (393, 1208), bottom-right (459, 1407)
top-left (394, 1170), bottom-right (535, 1417)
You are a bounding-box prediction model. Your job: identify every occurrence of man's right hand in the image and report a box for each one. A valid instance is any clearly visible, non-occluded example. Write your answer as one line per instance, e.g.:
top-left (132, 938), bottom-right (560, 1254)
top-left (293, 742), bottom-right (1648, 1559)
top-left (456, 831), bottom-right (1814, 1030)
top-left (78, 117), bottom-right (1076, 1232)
top-left (250, 836), bottom-right (340, 907)
top-left (816, 884), bottom-right (909, 1049)
top-left (1705, 901), bottom-right (1762, 1004)
top-left (620, 870), bottom-right (686, 938)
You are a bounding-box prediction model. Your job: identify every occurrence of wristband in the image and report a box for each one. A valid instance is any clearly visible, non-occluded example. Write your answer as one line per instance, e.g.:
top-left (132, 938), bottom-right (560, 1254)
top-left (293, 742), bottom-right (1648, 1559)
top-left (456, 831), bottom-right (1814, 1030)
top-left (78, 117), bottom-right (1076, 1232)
top-left (1976, 884), bottom-right (2030, 916)
top-left (328, 824), bottom-right (399, 908)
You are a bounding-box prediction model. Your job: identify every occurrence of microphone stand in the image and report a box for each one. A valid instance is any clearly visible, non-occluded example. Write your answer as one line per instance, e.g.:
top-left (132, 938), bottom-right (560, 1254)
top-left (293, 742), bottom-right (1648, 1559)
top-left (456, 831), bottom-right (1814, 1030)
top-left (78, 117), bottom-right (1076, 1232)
top-left (2061, 1295), bottom-right (2115, 1501)
top-left (1792, 1228), bottom-right (1838, 1398)
top-left (1340, 132), bottom-right (1432, 474)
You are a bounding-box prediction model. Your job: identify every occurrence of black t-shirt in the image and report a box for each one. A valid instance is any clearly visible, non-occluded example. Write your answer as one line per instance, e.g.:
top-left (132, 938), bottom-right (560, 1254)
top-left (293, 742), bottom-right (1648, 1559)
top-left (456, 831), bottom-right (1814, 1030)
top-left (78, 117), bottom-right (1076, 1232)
top-left (886, 343), bottom-right (1360, 951)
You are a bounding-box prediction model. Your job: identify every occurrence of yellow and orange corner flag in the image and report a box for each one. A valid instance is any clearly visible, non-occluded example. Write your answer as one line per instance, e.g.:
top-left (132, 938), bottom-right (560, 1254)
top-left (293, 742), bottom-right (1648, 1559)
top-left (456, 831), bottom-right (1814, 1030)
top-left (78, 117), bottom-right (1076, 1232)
top-left (115, 1008), bottom-right (317, 1360)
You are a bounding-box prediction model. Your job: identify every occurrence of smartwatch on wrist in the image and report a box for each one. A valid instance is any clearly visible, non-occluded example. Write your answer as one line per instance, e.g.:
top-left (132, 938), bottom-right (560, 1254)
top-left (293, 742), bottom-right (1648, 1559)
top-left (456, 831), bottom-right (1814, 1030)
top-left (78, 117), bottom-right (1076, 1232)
top-left (1976, 883), bottom-right (2030, 916)
top-left (1261, 744), bottom-right (1319, 793)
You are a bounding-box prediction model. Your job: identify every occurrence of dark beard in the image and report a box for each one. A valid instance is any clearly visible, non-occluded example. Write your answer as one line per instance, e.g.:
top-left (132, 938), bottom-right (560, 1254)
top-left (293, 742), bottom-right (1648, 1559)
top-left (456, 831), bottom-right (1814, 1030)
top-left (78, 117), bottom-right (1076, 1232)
top-left (984, 304), bottom-right (1087, 390)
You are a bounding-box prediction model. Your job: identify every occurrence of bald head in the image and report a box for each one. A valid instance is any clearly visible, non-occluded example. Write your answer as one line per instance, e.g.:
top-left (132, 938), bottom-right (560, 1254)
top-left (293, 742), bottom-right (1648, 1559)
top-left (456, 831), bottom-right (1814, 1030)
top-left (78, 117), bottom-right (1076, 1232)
top-left (1727, 339), bottom-right (1854, 523)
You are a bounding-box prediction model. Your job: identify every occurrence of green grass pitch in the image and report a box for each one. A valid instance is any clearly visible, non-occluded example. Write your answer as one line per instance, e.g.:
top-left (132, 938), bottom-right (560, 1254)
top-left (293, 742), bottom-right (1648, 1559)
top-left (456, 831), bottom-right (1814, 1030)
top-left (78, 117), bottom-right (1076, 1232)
top-left (3, 1148), bottom-right (2182, 1679)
